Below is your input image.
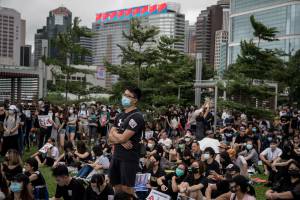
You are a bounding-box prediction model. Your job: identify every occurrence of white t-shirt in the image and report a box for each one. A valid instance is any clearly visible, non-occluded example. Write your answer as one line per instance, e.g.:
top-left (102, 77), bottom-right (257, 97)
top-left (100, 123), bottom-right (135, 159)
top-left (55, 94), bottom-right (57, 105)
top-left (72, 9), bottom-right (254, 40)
top-left (260, 147), bottom-right (282, 161)
top-left (51, 146), bottom-right (60, 160)
top-left (158, 138), bottom-right (172, 148)
top-left (198, 137), bottom-right (220, 154)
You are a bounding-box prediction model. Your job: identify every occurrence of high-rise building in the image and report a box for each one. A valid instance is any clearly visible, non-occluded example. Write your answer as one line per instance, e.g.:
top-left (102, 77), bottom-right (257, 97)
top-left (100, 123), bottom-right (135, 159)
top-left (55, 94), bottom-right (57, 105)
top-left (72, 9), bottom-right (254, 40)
top-left (214, 30), bottom-right (228, 76)
top-left (184, 21), bottom-right (196, 55)
top-left (34, 7), bottom-right (72, 66)
top-left (20, 45), bottom-right (31, 66)
top-left (92, 2), bottom-right (185, 88)
top-left (195, 1), bottom-right (229, 66)
top-left (34, 27), bottom-right (48, 66)
top-left (0, 7), bottom-right (24, 66)
top-left (76, 27), bottom-right (93, 65)
top-left (228, 0), bottom-right (300, 64)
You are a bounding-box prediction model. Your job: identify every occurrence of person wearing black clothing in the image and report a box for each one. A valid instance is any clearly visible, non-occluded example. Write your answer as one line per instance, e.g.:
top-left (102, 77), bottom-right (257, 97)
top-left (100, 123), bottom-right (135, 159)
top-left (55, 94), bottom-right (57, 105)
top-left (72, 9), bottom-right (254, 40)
top-left (179, 161), bottom-right (208, 199)
top-left (37, 99), bottom-right (50, 149)
top-left (157, 163), bottom-right (187, 200)
top-left (108, 87), bottom-right (145, 197)
top-left (53, 165), bottom-right (85, 200)
top-left (24, 158), bottom-right (49, 200)
top-left (1, 149), bottom-right (23, 182)
top-left (0, 104), bottom-right (6, 155)
top-left (221, 124), bottom-right (237, 145)
top-left (17, 104), bottom-right (26, 155)
top-left (146, 154), bottom-right (166, 189)
top-left (24, 105), bottom-right (32, 151)
top-left (85, 174), bottom-right (114, 200)
top-left (203, 147), bottom-right (221, 177)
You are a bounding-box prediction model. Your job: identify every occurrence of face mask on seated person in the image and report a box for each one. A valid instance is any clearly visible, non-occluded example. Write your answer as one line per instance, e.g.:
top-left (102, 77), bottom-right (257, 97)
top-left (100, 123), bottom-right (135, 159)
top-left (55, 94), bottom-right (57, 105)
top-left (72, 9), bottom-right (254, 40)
top-left (175, 168), bottom-right (185, 177)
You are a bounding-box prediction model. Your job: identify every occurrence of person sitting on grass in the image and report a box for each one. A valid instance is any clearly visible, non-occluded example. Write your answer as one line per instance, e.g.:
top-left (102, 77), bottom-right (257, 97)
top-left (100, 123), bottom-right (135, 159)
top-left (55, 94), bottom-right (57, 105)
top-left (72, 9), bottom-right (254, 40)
top-left (24, 157), bottom-right (49, 200)
top-left (1, 149), bottom-right (23, 182)
top-left (86, 145), bottom-right (110, 180)
top-left (52, 164), bottom-right (86, 200)
top-left (76, 144), bottom-right (109, 179)
top-left (178, 161), bottom-right (208, 200)
top-left (85, 174), bottom-right (114, 200)
top-left (31, 138), bottom-right (59, 167)
top-left (53, 142), bottom-right (76, 168)
top-left (265, 160), bottom-right (300, 200)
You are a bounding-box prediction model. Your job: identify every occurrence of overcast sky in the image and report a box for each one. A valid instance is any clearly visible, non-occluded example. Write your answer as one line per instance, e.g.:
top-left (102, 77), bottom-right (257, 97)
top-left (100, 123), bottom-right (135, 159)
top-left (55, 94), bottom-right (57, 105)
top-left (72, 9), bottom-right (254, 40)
top-left (1, 0), bottom-right (218, 48)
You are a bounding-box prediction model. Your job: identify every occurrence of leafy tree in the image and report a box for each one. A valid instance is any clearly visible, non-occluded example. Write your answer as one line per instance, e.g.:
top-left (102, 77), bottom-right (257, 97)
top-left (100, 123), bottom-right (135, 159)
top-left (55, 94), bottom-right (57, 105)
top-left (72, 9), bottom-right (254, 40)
top-left (107, 19), bottom-right (214, 107)
top-left (43, 17), bottom-right (94, 100)
top-left (222, 16), bottom-right (283, 119)
top-left (278, 50), bottom-right (300, 106)
top-left (250, 15), bottom-right (278, 47)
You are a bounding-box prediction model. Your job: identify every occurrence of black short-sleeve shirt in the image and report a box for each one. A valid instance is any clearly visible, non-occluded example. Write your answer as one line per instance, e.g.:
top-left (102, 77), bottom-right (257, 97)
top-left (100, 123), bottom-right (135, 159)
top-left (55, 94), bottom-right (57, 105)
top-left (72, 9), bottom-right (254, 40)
top-left (205, 160), bottom-right (221, 176)
top-left (184, 174), bottom-right (208, 194)
top-left (113, 109), bottom-right (145, 162)
top-left (85, 184), bottom-right (114, 200)
top-left (55, 178), bottom-right (85, 200)
top-left (147, 168), bottom-right (166, 188)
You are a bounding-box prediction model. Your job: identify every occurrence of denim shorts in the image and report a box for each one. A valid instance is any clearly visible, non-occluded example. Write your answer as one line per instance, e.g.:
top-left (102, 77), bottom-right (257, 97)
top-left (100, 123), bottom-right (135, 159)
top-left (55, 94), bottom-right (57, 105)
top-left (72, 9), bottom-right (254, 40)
top-left (67, 126), bottom-right (76, 134)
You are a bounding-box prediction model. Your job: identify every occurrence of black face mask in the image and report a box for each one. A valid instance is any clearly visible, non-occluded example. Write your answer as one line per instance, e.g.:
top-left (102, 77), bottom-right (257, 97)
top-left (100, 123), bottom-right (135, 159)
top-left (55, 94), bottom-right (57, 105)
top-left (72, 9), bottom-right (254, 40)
top-left (288, 169), bottom-right (300, 177)
top-left (192, 167), bottom-right (200, 174)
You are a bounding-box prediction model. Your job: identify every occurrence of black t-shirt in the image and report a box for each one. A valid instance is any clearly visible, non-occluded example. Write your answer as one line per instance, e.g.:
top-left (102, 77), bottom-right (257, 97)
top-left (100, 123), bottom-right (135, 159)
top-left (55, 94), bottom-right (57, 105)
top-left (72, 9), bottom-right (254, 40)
top-left (235, 134), bottom-right (247, 144)
top-left (2, 164), bottom-right (22, 181)
top-left (147, 168), bottom-right (166, 188)
top-left (25, 170), bottom-right (46, 187)
top-left (0, 113), bottom-right (6, 122)
top-left (205, 160), bottom-right (221, 176)
top-left (224, 128), bottom-right (235, 142)
top-left (291, 181), bottom-right (300, 200)
top-left (0, 113), bottom-right (5, 134)
top-left (85, 184), bottom-right (114, 200)
top-left (55, 178), bottom-right (85, 200)
top-left (184, 174), bottom-right (208, 195)
top-left (113, 109), bottom-right (145, 162)
top-left (163, 172), bottom-right (186, 199)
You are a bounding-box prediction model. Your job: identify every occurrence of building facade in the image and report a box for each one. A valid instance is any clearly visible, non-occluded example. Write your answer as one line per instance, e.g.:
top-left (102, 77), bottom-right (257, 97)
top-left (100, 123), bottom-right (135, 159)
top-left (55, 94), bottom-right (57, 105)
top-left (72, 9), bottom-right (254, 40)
top-left (34, 7), bottom-right (72, 66)
top-left (228, 0), bottom-right (300, 64)
top-left (184, 21), bottom-right (196, 55)
top-left (195, 1), bottom-right (229, 66)
top-left (92, 2), bottom-right (185, 88)
top-left (0, 7), bottom-right (24, 66)
top-left (214, 30), bottom-right (228, 76)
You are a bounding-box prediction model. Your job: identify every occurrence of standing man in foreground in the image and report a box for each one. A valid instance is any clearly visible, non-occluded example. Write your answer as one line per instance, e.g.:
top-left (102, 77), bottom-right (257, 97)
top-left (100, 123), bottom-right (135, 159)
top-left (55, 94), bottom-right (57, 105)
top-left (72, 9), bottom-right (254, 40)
top-left (108, 87), bottom-right (145, 197)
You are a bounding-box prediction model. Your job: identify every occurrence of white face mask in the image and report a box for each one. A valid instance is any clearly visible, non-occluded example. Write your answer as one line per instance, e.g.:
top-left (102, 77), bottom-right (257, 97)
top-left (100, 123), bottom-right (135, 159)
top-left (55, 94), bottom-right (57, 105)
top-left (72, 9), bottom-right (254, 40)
top-left (69, 110), bottom-right (74, 114)
top-left (203, 153), bottom-right (210, 160)
top-left (148, 143), bottom-right (154, 149)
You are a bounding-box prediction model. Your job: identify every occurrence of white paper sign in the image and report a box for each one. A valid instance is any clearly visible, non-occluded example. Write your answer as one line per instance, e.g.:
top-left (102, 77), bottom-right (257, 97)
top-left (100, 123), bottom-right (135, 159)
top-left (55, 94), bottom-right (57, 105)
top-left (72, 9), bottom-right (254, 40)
top-left (38, 115), bottom-right (52, 127)
top-left (39, 143), bottom-right (53, 154)
top-left (146, 190), bottom-right (171, 200)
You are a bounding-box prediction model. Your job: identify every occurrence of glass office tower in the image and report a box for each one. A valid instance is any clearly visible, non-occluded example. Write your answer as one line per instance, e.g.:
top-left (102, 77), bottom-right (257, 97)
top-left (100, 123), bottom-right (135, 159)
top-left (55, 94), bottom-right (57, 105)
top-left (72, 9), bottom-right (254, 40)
top-left (228, 0), bottom-right (300, 64)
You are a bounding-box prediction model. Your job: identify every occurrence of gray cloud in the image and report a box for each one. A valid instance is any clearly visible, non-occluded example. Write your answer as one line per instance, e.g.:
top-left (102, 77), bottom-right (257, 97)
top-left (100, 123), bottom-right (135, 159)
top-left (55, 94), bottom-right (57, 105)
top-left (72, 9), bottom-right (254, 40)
top-left (1, 0), bottom-right (218, 49)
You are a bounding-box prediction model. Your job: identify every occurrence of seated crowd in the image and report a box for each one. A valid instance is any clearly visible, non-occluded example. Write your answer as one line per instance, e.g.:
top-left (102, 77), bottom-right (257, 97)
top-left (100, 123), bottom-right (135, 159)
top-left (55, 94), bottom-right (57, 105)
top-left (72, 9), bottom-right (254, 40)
top-left (0, 100), bottom-right (300, 200)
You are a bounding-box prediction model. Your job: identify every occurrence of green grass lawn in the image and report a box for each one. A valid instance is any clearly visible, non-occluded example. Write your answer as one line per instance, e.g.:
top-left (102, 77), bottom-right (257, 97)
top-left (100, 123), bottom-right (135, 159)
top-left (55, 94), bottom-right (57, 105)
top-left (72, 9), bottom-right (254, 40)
top-left (252, 173), bottom-right (269, 200)
top-left (22, 148), bottom-right (269, 199)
